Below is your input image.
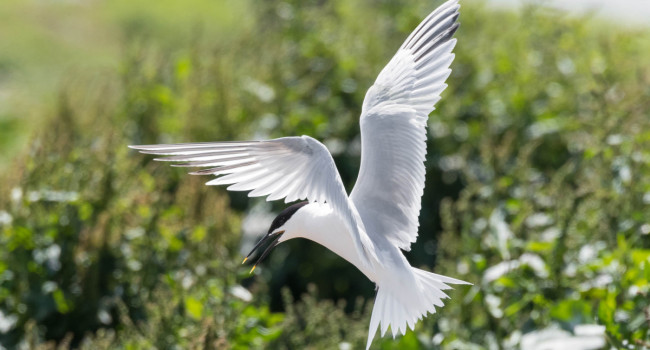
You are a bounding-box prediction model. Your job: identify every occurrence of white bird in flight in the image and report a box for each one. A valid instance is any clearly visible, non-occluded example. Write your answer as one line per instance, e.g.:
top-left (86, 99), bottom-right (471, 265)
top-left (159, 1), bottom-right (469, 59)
top-left (130, 0), bottom-right (469, 348)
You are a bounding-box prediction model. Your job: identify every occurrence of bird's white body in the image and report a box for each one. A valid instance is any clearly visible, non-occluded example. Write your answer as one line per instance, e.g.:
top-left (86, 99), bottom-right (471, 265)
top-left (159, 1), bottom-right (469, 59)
top-left (280, 202), bottom-right (382, 281)
top-left (130, 1), bottom-right (469, 348)
top-left (280, 204), bottom-right (357, 266)
top-left (281, 201), bottom-right (466, 347)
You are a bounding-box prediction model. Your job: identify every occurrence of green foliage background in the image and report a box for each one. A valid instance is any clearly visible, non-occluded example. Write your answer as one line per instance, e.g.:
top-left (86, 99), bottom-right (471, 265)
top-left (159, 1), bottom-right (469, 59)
top-left (1, 0), bottom-right (649, 349)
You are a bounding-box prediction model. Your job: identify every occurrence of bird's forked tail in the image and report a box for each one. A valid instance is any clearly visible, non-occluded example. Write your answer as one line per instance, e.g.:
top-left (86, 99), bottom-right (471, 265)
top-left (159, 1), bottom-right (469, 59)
top-left (366, 267), bottom-right (470, 349)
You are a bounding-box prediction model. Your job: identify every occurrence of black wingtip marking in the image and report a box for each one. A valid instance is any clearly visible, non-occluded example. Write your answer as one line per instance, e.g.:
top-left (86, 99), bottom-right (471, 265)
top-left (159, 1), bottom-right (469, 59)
top-left (411, 10), bottom-right (459, 53)
top-left (405, 3), bottom-right (460, 51)
top-left (413, 22), bottom-right (460, 64)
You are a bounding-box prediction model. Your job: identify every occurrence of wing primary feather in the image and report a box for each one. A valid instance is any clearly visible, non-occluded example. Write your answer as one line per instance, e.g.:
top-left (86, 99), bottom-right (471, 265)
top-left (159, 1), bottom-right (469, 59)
top-left (179, 156), bottom-right (254, 169)
top-left (208, 166), bottom-right (269, 187)
top-left (153, 150), bottom-right (251, 162)
top-left (128, 140), bottom-right (257, 150)
top-left (188, 160), bottom-right (255, 175)
top-left (170, 158), bottom-right (244, 167)
top-left (212, 169), bottom-right (264, 191)
top-left (168, 149), bottom-right (291, 167)
top-left (194, 161), bottom-right (258, 176)
top-left (409, 8), bottom-right (459, 52)
top-left (137, 147), bottom-right (247, 155)
top-left (402, 0), bottom-right (458, 50)
top-left (413, 24), bottom-right (459, 63)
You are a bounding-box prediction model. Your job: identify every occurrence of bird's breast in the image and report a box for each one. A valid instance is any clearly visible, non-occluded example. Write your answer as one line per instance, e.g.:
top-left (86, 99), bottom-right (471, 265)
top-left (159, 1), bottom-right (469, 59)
top-left (284, 203), bottom-right (379, 282)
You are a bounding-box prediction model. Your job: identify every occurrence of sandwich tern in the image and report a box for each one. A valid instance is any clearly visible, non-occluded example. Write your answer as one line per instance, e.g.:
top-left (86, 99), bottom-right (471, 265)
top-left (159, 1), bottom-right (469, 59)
top-left (130, 0), bottom-right (469, 348)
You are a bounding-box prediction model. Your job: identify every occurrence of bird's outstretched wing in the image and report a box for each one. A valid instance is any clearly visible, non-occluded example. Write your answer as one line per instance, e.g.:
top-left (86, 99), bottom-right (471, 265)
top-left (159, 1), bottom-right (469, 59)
top-left (350, 0), bottom-right (460, 251)
top-left (129, 136), bottom-right (378, 267)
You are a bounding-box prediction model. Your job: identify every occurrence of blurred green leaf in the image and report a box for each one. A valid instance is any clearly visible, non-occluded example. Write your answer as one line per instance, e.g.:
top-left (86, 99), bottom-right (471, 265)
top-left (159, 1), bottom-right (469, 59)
top-left (185, 297), bottom-right (203, 320)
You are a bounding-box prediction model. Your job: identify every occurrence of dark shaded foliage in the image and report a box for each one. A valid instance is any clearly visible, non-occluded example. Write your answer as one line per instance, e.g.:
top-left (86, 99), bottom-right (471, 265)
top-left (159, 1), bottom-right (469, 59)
top-left (0, 0), bottom-right (649, 348)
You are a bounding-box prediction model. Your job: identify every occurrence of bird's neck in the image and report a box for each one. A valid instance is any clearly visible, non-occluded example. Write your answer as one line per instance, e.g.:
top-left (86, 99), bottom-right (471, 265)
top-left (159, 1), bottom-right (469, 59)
top-left (279, 203), bottom-right (377, 281)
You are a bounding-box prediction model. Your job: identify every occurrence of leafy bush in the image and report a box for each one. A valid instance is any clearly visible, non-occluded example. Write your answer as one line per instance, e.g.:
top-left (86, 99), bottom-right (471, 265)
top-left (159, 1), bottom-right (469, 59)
top-left (0, 0), bottom-right (649, 349)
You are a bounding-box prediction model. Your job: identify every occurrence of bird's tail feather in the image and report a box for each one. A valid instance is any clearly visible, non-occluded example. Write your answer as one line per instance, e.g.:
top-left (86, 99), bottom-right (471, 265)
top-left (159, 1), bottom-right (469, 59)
top-left (365, 268), bottom-right (470, 350)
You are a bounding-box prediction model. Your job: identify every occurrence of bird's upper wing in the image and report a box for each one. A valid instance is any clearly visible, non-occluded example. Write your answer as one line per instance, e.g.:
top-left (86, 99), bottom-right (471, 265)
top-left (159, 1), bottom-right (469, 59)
top-left (130, 136), bottom-right (379, 267)
top-left (350, 0), bottom-right (460, 251)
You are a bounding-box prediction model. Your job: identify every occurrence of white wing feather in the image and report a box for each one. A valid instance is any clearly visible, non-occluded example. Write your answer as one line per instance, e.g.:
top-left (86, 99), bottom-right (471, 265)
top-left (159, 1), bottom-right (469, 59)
top-left (129, 136), bottom-right (379, 267)
top-left (351, 0), bottom-right (460, 251)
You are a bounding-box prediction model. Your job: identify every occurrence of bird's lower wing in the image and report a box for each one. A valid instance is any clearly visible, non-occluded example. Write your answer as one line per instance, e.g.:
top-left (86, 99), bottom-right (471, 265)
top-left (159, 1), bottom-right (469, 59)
top-left (130, 136), bottom-right (379, 267)
top-left (351, 0), bottom-right (459, 251)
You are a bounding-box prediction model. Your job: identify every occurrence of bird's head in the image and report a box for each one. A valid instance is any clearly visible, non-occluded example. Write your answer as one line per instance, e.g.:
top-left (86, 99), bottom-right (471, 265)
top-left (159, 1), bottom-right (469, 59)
top-left (243, 201), bottom-right (309, 273)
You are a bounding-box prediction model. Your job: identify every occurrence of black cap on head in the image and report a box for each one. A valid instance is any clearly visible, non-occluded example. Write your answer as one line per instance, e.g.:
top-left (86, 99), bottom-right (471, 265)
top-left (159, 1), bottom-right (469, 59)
top-left (268, 201), bottom-right (309, 234)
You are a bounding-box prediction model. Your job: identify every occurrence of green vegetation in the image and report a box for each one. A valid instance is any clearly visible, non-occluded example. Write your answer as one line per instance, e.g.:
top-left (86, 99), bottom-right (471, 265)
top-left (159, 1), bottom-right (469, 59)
top-left (1, 0), bottom-right (649, 349)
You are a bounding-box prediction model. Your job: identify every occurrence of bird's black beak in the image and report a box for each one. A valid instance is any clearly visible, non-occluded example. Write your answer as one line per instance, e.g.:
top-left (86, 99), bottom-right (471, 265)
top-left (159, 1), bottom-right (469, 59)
top-left (242, 230), bottom-right (284, 273)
